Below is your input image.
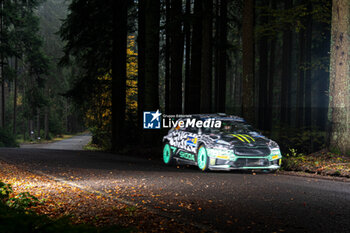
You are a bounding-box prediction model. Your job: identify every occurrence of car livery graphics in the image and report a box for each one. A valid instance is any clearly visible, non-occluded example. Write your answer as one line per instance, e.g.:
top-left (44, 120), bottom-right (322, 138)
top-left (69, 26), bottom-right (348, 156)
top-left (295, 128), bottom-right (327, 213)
top-left (162, 114), bottom-right (282, 171)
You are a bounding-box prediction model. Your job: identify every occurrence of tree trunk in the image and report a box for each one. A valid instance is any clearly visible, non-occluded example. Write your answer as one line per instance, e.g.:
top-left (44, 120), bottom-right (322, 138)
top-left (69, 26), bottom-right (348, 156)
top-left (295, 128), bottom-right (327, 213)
top-left (23, 120), bottom-right (26, 141)
top-left (138, 0), bottom-right (160, 143)
top-left (44, 106), bottom-right (49, 140)
top-left (304, 3), bottom-right (312, 129)
top-left (0, 0), bottom-right (4, 128)
top-left (36, 108), bottom-right (40, 139)
top-left (169, 0), bottom-right (184, 114)
top-left (200, 0), bottom-right (213, 113)
top-left (164, 0), bottom-right (170, 113)
top-left (258, 0), bottom-right (268, 129)
top-left (242, 0), bottom-right (255, 123)
top-left (184, 0), bottom-right (191, 114)
top-left (328, 0), bottom-right (350, 155)
top-left (215, 0), bottom-right (227, 113)
top-left (143, 0), bottom-right (160, 109)
top-left (267, 0), bottom-right (276, 132)
top-left (280, 0), bottom-right (293, 127)
top-left (296, 29), bottom-right (305, 128)
top-left (137, 0), bottom-right (145, 140)
top-left (188, 0), bottom-right (202, 113)
top-left (111, 0), bottom-right (128, 151)
top-left (13, 56), bottom-right (18, 135)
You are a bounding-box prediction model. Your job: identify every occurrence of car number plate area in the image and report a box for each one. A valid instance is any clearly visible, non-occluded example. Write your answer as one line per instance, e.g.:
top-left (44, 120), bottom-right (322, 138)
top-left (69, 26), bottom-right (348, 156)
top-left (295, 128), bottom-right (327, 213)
top-left (235, 158), bottom-right (268, 167)
top-left (249, 159), bottom-right (265, 166)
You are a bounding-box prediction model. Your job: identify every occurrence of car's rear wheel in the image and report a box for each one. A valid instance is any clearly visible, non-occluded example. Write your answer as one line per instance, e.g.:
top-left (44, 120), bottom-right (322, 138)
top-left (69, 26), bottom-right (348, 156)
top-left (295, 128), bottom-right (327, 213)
top-left (163, 143), bottom-right (174, 165)
top-left (197, 145), bottom-right (209, 171)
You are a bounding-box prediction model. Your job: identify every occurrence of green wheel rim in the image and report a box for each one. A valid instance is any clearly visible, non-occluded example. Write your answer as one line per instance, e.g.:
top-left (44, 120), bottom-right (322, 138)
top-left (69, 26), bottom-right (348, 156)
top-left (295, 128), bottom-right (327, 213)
top-left (163, 144), bottom-right (171, 164)
top-left (198, 147), bottom-right (207, 170)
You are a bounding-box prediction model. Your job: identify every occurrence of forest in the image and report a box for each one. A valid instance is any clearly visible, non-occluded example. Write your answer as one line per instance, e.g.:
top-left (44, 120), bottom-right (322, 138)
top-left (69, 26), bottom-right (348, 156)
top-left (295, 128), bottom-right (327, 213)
top-left (0, 0), bottom-right (349, 156)
top-left (0, 0), bottom-right (82, 147)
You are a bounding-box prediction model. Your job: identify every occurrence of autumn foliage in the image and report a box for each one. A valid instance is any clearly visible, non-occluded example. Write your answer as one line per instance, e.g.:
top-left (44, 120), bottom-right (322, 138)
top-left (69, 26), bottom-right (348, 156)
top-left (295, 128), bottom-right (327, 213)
top-left (85, 36), bottom-right (138, 148)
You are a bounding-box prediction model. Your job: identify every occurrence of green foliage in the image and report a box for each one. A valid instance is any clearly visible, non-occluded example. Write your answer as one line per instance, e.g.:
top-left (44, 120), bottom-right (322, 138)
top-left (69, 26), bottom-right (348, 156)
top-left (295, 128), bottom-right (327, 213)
top-left (0, 181), bottom-right (39, 211)
top-left (0, 128), bottom-right (19, 147)
top-left (275, 126), bottom-right (326, 154)
top-left (285, 148), bottom-right (302, 157)
top-left (255, 0), bottom-right (331, 38)
top-left (0, 181), bottom-right (131, 232)
top-left (6, 192), bottom-right (40, 211)
top-left (90, 127), bottom-right (111, 151)
top-left (329, 146), bottom-right (341, 155)
top-left (0, 201), bottom-right (130, 233)
top-left (0, 182), bottom-right (13, 200)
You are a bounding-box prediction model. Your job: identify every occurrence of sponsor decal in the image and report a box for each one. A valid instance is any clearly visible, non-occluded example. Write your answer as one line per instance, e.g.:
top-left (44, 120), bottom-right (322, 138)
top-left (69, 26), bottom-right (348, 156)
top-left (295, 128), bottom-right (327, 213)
top-left (186, 136), bottom-right (197, 147)
top-left (179, 151), bottom-right (195, 161)
top-left (168, 131), bottom-right (198, 153)
top-left (230, 134), bottom-right (255, 143)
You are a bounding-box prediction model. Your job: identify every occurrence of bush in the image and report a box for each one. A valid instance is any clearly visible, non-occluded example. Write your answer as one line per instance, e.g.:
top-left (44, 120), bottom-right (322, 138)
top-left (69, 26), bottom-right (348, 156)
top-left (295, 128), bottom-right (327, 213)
top-left (90, 127), bottom-right (111, 150)
top-left (0, 128), bottom-right (18, 147)
top-left (0, 181), bottom-right (130, 233)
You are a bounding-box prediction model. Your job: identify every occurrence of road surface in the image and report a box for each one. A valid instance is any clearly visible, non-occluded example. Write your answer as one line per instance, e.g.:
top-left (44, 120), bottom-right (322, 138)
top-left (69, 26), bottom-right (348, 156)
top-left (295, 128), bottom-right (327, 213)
top-left (1, 135), bottom-right (350, 232)
top-left (20, 134), bottom-right (91, 150)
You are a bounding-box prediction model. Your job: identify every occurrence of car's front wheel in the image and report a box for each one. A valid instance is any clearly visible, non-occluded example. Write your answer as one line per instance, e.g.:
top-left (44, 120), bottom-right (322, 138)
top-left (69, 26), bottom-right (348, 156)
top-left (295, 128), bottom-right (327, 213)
top-left (197, 145), bottom-right (209, 171)
top-left (163, 143), bottom-right (174, 165)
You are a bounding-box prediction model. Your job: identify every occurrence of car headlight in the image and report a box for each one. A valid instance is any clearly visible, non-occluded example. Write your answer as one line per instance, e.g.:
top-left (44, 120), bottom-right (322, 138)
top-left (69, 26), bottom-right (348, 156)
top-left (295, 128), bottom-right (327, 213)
top-left (268, 140), bottom-right (279, 149)
top-left (215, 139), bottom-right (230, 146)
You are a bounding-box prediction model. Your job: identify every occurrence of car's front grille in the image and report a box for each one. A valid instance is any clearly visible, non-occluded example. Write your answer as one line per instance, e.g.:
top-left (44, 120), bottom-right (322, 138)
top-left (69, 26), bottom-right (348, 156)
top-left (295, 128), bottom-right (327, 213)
top-left (234, 158), bottom-right (269, 167)
top-left (234, 146), bottom-right (270, 156)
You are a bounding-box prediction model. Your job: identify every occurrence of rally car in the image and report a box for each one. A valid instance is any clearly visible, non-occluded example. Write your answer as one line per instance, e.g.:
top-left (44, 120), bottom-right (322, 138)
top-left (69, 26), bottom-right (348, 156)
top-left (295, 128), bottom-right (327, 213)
top-left (162, 114), bottom-right (282, 171)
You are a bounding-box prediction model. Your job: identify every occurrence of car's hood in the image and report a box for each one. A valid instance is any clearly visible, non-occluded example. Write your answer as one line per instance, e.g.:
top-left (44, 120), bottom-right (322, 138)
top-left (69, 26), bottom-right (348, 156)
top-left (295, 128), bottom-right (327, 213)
top-left (221, 133), bottom-right (269, 147)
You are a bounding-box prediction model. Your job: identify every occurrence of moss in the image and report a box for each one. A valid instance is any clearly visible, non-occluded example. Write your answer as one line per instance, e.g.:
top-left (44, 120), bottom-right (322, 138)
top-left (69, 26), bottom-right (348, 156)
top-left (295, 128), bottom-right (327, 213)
top-left (329, 146), bottom-right (341, 155)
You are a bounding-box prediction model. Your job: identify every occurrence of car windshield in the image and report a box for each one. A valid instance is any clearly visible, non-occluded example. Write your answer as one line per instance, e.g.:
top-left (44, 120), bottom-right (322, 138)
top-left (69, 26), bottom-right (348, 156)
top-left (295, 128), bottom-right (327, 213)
top-left (203, 120), bottom-right (258, 135)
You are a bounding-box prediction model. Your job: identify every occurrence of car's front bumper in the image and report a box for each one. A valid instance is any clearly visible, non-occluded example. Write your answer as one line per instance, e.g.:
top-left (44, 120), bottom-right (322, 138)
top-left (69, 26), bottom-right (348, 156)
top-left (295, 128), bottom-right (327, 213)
top-left (206, 147), bottom-right (282, 171)
top-left (207, 157), bottom-right (282, 171)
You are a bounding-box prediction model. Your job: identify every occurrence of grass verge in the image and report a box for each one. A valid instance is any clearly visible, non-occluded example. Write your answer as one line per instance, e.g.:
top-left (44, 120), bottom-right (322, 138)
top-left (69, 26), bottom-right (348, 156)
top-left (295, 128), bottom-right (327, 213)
top-left (282, 149), bottom-right (350, 178)
top-left (0, 200), bottom-right (129, 233)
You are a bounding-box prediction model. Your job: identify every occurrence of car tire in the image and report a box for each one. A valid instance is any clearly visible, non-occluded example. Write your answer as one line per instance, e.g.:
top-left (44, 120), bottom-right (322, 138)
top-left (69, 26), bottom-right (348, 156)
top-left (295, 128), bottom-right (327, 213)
top-left (197, 145), bottom-right (209, 171)
top-left (163, 143), bottom-right (174, 165)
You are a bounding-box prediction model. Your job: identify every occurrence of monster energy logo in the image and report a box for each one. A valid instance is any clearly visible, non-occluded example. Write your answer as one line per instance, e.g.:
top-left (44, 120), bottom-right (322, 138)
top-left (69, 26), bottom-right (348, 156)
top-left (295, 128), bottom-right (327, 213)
top-left (230, 134), bottom-right (255, 143)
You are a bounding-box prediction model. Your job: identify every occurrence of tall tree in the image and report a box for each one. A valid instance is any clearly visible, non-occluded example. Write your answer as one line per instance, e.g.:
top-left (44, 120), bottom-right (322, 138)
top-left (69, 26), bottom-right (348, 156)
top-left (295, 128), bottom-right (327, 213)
top-left (184, 0), bottom-right (191, 114)
top-left (143, 0), bottom-right (160, 112)
top-left (241, 0), bottom-right (255, 123)
top-left (267, 0), bottom-right (276, 131)
top-left (304, 2), bottom-right (313, 128)
top-left (169, 0), bottom-right (183, 114)
top-left (137, 0), bottom-right (160, 143)
top-left (187, 0), bottom-right (202, 113)
top-left (164, 0), bottom-right (170, 113)
top-left (111, 0), bottom-right (128, 151)
top-left (137, 0), bottom-right (145, 133)
top-left (215, 0), bottom-right (227, 113)
top-left (328, 0), bottom-right (350, 154)
top-left (296, 28), bottom-right (306, 128)
top-left (0, 0), bottom-right (4, 128)
top-left (200, 0), bottom-right (213, 113)
top-left (280, 0), bottom-right (293, 127)
top-left (257, 0), bottom-right (268, 129)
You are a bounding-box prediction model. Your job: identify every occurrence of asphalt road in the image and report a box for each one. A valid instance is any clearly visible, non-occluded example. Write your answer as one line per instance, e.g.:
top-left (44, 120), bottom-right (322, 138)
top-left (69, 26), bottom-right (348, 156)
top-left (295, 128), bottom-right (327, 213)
top-left (1, 135), bottom-right (350, 233)
top-left (20, 134), bottom-right (92, 150)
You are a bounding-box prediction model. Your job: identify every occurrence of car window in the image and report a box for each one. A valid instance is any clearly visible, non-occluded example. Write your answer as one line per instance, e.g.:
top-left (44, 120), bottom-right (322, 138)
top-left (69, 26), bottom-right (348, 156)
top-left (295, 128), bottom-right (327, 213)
top-left (185, 127), bottom-right (198, 134)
